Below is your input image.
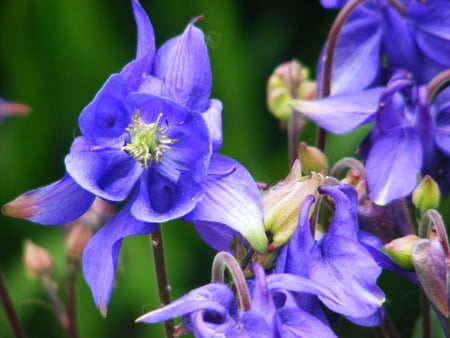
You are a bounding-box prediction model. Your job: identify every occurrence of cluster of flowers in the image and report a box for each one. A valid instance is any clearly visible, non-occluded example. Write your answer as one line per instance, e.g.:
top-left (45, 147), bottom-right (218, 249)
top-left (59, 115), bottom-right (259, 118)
top-left (2, 0), bottom-right (450, 337)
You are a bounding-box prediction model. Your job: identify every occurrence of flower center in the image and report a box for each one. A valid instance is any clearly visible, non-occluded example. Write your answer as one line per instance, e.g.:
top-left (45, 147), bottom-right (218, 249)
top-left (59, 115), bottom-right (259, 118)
top-left (122, 111), bottom-right (177, 169)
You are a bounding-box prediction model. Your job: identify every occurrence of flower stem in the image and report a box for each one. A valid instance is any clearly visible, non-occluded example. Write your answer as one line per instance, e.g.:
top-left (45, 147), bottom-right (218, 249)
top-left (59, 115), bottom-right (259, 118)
top-left (420, 289), bottom-right (432, 338)
top-left (288, 107), bottom-right (299, 166)
top-left (150, 226), bottom-right (174, 338)
top-left (317, 0), bottom-right (367, 151)
top-left (211, 251), bottom-right (251, 311)
top-left (0, 266), bottom-right (26, 338)
top-left (65, 257), bottom-right (79, 338)
top-left (41, 272), bottom-right (70, 333)
top-left (427, 69), bottom-right (450, 103)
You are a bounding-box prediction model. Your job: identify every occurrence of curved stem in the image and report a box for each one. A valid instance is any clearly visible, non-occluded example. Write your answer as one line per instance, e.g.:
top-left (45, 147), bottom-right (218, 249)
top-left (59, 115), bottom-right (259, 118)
top-left (330, 157), bottom-right (366, 180)
top-left (419, 209), bottom-right (450, 259)
top-left (211, 252), bottom-right (251, 312)
top-left (0, 266), bottom-right (26, 338)
top-left (150, 225), bottom-right (174, 338)
top-left (427, 69), bottom-right (450, 103)
top-left (41, 273), bottom-right (70, 332)
top-left (317, 0), bottom-right (367, 151)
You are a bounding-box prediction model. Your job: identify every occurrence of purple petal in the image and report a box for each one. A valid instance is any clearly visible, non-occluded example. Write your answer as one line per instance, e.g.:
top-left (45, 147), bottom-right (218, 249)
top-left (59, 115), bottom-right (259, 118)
top-left (320, 0), bottom-right (347, 9)
top-left (65, 137), bottom-right (142, 202)
top-left (275, 195), bottom-right (315, 275)
top-left (319, 184), bottom-right (358, 240)
top-left (132, 0), bottom-right (155, 60)
top-left (2, 174), bottom-right (95, 225)
top-left (202, 99), bottom-right (223, 152)
top-left (380, 5), bottom-right (420, 74)
top-left (309, 235), bottom-right (384, 318)
top-left (278, 307), bottom-right (337, 338)
top-left (408, 2), bottom-right (450, 68)
top-left (434, 88), bottom-right (450, 155)
top-left (292, 87), bottom-right (384, 134)
top-left (136, 282), bottom-right (234, 324)
top-left (185, 155), bottom-right (268, 253)
top-left (323, 10), bottom-right (382, 94)
top-left (153, 18), bottom-right (212, 111)
top-left (120, 0), bottom-right (156, 91)
top-left (250, 264), bottom-right (277, 330)
top-left (267, 273), bottom-right (340, 304)
top-left (131, 170), bottom-right (204, 223)
top-left (193, 221), bottom-right (238, 252)
top-left (78, 75), bottom-right (130, 143)
top-left (82, 203), bottom-right (156, 315)
top-left (366, 128), bottom-right (423, 205)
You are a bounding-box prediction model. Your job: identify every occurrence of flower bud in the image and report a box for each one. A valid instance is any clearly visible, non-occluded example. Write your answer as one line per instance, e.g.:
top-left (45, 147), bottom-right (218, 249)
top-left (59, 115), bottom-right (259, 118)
top-left (412, 237), bottom-right (449, 317)
top-left (267, 60), bottom-right (316, 122)
top-left (263, 160), bottom-right (322, 248)
top-left (383, 235), bottom-right (420, 269)
top-left (23, 240), bottom-right (54, 279)
top-left (412, 175), bottom-right (440, 212)
top-left (298, 142), bottom-right (328, 175)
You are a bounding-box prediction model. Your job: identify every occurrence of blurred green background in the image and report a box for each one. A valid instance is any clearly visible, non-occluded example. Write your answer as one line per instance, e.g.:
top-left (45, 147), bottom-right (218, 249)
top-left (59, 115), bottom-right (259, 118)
top-left (0, 0), bottom-right (421, 337)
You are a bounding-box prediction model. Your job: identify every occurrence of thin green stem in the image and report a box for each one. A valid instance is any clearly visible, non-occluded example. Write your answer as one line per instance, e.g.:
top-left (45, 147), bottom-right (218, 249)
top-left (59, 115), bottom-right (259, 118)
top-left (150, 226), bottom-right (174, 338)
top-left (0, 266), bottom-right (26, 338)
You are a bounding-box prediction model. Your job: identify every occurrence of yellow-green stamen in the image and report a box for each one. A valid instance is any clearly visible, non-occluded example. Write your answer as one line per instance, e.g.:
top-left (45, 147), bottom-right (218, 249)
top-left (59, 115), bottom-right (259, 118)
top-left (122, 111), bottom-right (177, 169)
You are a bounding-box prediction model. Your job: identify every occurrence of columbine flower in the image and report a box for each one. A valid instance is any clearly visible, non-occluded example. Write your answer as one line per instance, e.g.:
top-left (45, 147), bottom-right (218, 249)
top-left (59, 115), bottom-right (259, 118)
top-left (294, 70), bottom-right (450, 205)
top-left (2, 0), bottom-right (267, 314)
top-left (136, 263), bottom-right (338, 337)
top-left (319, 0), bottom-right (450, 94)
top-left (276, 184), bottom-right (385, 326)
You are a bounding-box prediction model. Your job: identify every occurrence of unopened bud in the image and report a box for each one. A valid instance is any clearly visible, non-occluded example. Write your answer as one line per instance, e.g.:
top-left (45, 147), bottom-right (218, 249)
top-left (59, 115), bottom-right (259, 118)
top-left (267, 60), bottom-right (316, 122)
top-left (264, 160), bottom-right (322, 248)
top-left (412, 175), bottom-right (440, 212)
top-left (383, 235), bottom-right (420, 269)
top-left (412, 237), bottom-right (449, 317)
top-left (66, 223), bottom-right (92, 259)
top-left (298, 142), bottom-right (328, 175)
top-left (23, 240), bottom-right (54, 279)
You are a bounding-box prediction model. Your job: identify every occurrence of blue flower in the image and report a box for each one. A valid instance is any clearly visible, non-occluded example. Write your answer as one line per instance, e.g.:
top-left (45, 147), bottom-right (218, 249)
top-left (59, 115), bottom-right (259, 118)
top-left (294, 70), bottom-right (450, 204)
top-left (136, 263), bottom-right (339, 337)
top-left (319, 0), bottom-right (450, 94)
top-left (2, 0), bottom-right (267, 314)
top-left (276, 184), bottom-right (385, 325)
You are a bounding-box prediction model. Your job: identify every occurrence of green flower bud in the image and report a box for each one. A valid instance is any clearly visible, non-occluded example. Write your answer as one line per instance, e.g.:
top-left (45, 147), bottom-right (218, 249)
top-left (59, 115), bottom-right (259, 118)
top-left (298, 142), bottom-right (328, 175)
top-left (263, 160), bottom-right (322, 248)
top-left (267, 60), bottom-right (316, 122)
top-left (383, 234), bottom-right (420, 269)
top-left (412, 175), bottom-right (440, 212)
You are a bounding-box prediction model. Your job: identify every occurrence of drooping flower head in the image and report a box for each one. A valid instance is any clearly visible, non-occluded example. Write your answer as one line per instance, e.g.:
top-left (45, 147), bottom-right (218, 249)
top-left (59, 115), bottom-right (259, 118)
top-left (294, 70), bottom-right (450, 204)
top-left (319, 0), bottom-right (450, 94)
top-left (2, 0), bottom-right (267, 314)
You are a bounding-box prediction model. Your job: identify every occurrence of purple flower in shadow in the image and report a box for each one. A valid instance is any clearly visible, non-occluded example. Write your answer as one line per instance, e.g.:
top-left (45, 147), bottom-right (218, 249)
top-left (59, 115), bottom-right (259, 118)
top-left (294, 70), bottom-right (450, 204)
top-left (319, 0), bottom-right (450, 94)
